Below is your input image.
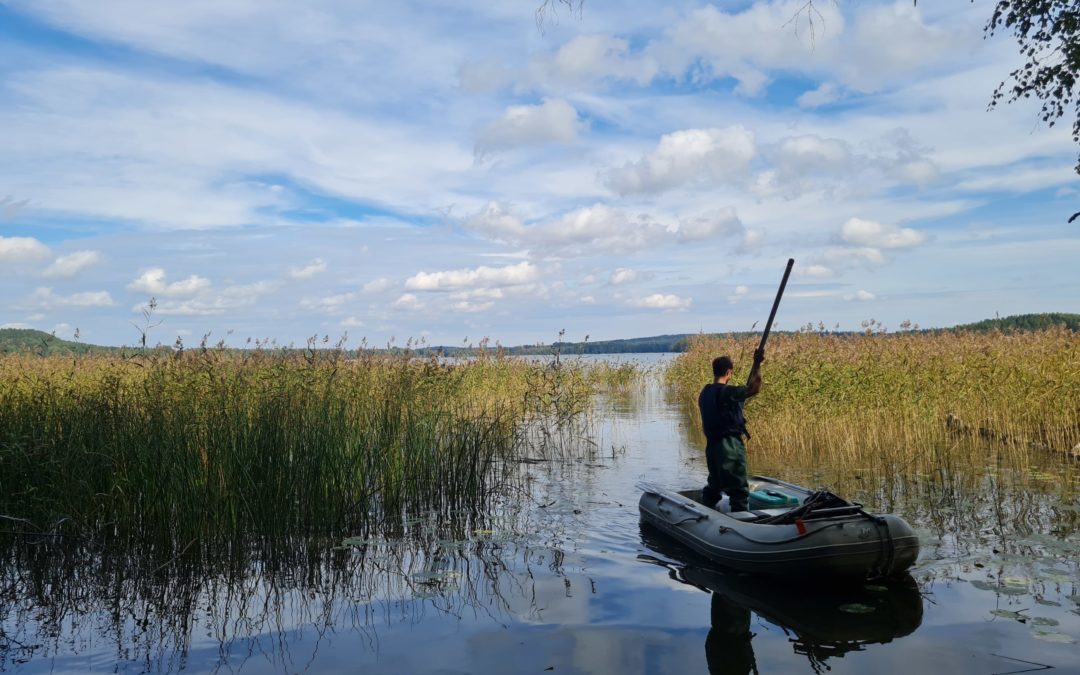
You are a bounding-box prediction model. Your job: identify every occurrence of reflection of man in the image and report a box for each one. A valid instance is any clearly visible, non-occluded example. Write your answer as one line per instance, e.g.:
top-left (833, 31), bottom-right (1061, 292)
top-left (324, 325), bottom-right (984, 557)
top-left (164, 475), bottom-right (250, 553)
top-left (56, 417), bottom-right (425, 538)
top-left (705, 593), bottom-right (757, 675)
top-left (697, 351), bottom-right (764, 511)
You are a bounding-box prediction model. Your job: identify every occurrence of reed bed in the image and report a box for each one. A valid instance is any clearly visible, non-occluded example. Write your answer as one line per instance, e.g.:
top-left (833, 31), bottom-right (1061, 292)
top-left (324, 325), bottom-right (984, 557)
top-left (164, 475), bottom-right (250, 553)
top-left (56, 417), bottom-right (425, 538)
top-left (666, 327), bottom-right (1080, 476)
top-left (0, 344), bottom-right (628, 544)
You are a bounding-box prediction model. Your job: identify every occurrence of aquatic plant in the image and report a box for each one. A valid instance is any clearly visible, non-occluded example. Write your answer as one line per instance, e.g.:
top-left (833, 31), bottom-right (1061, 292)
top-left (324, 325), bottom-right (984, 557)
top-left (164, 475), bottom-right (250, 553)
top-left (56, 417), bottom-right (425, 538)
top-left (0, 340), bottom-right (630, 544)
top-left (666, 327), bottom-right (1080, 472)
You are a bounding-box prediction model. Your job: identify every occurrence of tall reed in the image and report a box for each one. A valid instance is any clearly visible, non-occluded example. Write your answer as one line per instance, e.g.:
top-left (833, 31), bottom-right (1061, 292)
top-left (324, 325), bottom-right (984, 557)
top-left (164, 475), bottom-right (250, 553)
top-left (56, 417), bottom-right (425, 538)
top-left (666, 327), bottom-right (1080, 475)
top-left (0, 342), bottom-right (617, 544)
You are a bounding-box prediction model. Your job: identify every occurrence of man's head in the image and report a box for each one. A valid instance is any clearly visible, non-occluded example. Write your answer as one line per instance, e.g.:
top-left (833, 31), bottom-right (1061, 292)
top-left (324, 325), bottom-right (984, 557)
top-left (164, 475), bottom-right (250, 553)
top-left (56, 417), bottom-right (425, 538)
top-left (712, 356), bottom-right (734, 379)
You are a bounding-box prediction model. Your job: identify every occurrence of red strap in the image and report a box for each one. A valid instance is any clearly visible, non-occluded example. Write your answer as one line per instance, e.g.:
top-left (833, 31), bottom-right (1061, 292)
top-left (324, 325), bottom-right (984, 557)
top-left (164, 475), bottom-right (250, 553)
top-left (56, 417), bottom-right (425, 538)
top-left (795, 518), bottom-right (807, 535)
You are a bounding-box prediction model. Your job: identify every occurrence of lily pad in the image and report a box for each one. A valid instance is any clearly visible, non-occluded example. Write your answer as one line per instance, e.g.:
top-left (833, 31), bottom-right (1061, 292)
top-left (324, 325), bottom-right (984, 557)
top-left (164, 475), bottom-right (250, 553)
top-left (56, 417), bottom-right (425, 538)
top-left (864, 584), bottom-right (888, 592)
top-left (1031, 630), bottom-right (1074, 644)
top-left (990, 609), bottom-right (1027, 622)
top-left (1036, 599), bottom-right (1062, 607)
top-left (970, 580), bottom-right (996, 591)
top-left (838, 603), bottom-right (875, 614)
top-left (1000, 586), bottom-right (1029, 596)
top-left (1030, 617), bottom-right (1059, 627)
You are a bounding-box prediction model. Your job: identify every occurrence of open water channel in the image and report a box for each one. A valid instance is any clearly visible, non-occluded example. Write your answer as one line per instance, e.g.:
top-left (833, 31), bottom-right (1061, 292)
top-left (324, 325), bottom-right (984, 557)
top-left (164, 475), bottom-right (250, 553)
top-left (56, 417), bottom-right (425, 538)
top-left (2, 354), bottom-right (1078, 673)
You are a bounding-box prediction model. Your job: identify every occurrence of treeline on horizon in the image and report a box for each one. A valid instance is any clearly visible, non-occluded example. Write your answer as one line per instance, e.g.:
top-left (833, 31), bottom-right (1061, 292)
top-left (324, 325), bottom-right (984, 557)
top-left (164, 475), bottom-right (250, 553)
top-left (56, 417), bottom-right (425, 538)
top-left (3, 312), bottom-right (1079, 357)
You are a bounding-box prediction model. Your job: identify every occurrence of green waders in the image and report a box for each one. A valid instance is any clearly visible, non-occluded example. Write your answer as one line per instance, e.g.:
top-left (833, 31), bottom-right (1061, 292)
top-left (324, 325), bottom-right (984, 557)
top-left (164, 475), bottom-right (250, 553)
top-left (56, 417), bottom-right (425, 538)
top-left (701, 436), bottom-right (749, 512)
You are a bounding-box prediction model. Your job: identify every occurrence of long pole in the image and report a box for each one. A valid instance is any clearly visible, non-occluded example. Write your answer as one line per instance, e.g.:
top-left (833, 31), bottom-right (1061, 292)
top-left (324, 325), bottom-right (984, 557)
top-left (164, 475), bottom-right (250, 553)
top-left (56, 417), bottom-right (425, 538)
top-left (748, 258), bottom-right (794, 385)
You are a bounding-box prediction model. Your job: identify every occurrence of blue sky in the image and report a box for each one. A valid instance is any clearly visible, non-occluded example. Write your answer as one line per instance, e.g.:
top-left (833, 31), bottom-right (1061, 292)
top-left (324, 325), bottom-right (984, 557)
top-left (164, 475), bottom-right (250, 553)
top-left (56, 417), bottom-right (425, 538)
top-left (1, 0), bottom-right (1077, 347)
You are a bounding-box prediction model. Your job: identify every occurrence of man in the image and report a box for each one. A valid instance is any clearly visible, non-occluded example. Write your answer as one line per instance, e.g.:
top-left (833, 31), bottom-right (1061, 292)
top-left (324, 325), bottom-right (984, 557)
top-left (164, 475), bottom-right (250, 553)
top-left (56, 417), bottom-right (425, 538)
top-left (697, 348), bottom-right (764, 512)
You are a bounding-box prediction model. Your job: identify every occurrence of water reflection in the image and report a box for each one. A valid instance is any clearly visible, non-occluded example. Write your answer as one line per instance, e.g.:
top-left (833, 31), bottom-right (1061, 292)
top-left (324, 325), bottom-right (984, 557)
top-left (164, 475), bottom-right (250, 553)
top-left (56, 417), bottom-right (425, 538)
top-left (639, 524), bottom-right (923, 674)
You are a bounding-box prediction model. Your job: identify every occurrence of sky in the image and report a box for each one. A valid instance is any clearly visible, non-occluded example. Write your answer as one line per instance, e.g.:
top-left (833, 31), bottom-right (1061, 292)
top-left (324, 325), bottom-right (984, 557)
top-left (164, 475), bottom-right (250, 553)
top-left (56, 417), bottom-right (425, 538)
top-left (0, 0), bottom-right (1077, 348)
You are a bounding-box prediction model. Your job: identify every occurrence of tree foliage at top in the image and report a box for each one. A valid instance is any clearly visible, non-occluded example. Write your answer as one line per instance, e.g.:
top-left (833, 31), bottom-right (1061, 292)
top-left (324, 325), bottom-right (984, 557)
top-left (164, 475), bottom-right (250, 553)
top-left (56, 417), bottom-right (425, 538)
top-left (985, 1), bottom-right (1080, 176)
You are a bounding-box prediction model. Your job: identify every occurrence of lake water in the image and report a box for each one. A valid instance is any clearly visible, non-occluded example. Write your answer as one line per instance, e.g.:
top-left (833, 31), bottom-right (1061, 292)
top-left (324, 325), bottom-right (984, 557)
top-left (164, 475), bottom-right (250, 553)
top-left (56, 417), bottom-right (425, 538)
top-left (2, 353), bottom-right (1078, 673)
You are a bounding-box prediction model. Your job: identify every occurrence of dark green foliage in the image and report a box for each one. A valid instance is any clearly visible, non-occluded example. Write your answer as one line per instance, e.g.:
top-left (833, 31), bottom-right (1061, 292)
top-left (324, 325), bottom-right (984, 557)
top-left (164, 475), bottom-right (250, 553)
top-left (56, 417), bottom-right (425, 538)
top-left (953, 312), bottom-right (1080, 332)
top-left (0, 329), bottom-right (102, 356)
top-left (986, 1), bottom-right (1080, 175)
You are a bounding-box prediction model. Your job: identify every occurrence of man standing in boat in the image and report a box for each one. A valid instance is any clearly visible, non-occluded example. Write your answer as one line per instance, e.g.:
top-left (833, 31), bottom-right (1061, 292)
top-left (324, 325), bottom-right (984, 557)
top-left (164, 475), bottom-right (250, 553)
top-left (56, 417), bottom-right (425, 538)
top-left (698, 349), bottom-right (764, 512)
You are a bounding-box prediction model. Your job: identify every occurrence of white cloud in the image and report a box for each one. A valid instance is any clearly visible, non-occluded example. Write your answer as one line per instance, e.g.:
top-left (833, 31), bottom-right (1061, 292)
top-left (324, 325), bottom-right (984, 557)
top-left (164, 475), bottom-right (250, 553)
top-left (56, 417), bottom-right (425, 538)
top-left (127, 268), bottom-right (211, 297)
top-left (821, 246), bottom-right (888, 268)
top-left (609, 268), bottom-right (640, 285)
top-left (300, 292), bottom-right (357, 313)
top-left (341, 316), bottom-right (365, 328)
top-left (475, 99), bottom-right (584, 155)
top-left (287, 258), bottom-right (327, 280)
top-left (579, 295), bottom-right (595, 304)
top-left (728, 285), bottom-right (749, 304)
top-left (392, 293), bottom-right (424, 311)
top-left (0, 236), bottom-right (50, 264)
top-left (775, 136), bottom-right (852, 175)
top-left (42, 250), bottom-right (103, 278)
top-left (797, 82), bottom-right (842, 108)
top-left (150, 281), bottom-right (279, 316)
top-left (840, 217), bottom-right (927, 249)
top-left (630, 293), bottom-right (691, 310)
top-left (604, 126), bottom-right (756, 195)
top-left (28, 287), bottom-right (114, 308)
top-left (674, 207), bottom-right (743, 242)
top-left (363, 278), bottom-right (394, 294)
top-left (450, 300), bottom-right (494, 313)
top-left (846, 289), bottom-right (877, 301)
top-left (405, 261), bottom-right (537, 291)
top-left (797, 264), bottom-right (836, 279)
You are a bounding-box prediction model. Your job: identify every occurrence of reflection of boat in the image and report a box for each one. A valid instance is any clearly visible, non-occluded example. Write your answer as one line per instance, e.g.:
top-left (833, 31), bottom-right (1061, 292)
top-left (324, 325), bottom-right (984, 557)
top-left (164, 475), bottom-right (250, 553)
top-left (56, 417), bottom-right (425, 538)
top-left (639, 475), bottom-right (920, 578)
top-left (639, 524), bottom-right (924, 671)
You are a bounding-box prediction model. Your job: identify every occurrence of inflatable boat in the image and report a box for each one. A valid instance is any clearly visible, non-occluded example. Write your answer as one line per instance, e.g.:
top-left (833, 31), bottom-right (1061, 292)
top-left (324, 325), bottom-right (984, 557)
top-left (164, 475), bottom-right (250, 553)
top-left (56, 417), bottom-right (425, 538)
top-left (638, 475), bottom-right (920, 578)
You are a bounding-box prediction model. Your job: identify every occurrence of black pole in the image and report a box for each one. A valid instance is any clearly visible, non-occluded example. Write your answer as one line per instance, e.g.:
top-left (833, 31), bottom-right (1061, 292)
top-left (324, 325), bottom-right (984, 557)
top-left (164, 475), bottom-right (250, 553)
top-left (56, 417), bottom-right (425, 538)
top-left (748, 258), bottom-right (794, 385)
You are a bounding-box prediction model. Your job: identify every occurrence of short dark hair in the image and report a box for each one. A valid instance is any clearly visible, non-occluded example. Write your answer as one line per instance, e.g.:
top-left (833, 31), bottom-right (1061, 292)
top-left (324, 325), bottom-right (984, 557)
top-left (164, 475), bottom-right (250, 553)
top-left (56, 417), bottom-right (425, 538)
top-left (712, 356), bottom-right (734, 378)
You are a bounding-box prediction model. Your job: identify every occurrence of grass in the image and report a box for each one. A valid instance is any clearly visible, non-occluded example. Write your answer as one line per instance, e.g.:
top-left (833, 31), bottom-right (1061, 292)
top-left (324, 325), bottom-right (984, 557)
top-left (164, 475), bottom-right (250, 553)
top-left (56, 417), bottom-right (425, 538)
top-left (666, 327), bottom-right (1080, 474)
top-left (0, 341), bottom-right (639, 544)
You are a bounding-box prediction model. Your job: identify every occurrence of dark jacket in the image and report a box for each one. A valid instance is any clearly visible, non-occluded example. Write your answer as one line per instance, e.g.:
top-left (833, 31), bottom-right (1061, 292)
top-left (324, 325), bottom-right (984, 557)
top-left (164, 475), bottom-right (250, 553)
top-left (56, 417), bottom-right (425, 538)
top-left (698, 383), bottom-right (748, 441)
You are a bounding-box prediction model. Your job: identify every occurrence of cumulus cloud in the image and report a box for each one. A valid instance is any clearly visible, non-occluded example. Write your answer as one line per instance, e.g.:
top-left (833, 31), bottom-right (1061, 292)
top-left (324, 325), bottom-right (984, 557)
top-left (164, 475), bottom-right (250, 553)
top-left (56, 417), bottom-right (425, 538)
top-left (475, 99), bottom-right (584, 155)
top-left (127, 268), bottom-right (211, 297)
top-left (151, 281), bottom-right (278, 316)
top-left (287, 258), bottom-right (327, 280)
top-left (363, 278), bottom-right (394, 294)
top-left (840, 217), bottom-right (926, 249)
top-left (775, 136), bottom-right (852, 175)
top-left (463, 202), bottom-right (669, 255)
top-left (28, 287), bottom-right (114, 308)
top-left (728, 285), bottom-right (749, 304)
top-left (821, 246), bottom-right (888, 269)
top-left (604, 127), bottom-right (756, 195)
top-left (392, 293), bottom-right (424, 311)
top-left (42, 250), bottom-right (103, 278)
top-left (341, 316), bottom-right (365, 328)
top-left (450, 300), bottom-right (494, 313)
top-left (845, 289), bottom-right (876, 301)
top-left (405, 261), bottom-right (537, 291)
top-left (797, 264), bottom-right (836, 279)
top-left (300, 292), bottom-right (357, 313)
top-left (0, 236), bottom-right (50, 264)
top-left (464, 202), bottom-right (748, 256)
top-left (797, 82), bottom-right (842, 108)
top-left (610, 268), bottom-right (641, 285)
top-left (673, 207), bottom-right (743, 242)
top-left (630, 293), bottom-right (691, 310)
top-left (461, 34), bottom-right (658, 93)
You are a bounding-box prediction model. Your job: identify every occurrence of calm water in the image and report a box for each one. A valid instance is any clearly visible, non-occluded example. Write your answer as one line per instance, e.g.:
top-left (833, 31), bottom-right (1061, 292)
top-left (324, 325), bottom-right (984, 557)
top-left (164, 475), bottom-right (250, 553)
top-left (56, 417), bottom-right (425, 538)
top-left (2, 353), bottom-right (1079, 673)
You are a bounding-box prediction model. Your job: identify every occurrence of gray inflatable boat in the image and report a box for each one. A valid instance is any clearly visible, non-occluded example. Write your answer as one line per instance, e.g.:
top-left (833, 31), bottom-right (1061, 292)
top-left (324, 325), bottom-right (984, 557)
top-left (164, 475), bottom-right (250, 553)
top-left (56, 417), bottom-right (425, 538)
top-left (638, 475), bottom-right (920, 578)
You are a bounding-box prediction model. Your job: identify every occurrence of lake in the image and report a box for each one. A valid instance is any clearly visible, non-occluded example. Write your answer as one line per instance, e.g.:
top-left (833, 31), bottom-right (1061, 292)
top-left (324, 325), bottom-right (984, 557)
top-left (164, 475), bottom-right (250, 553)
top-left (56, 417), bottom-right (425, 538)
top-left (1, 353), bottom-right (1078, 673)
